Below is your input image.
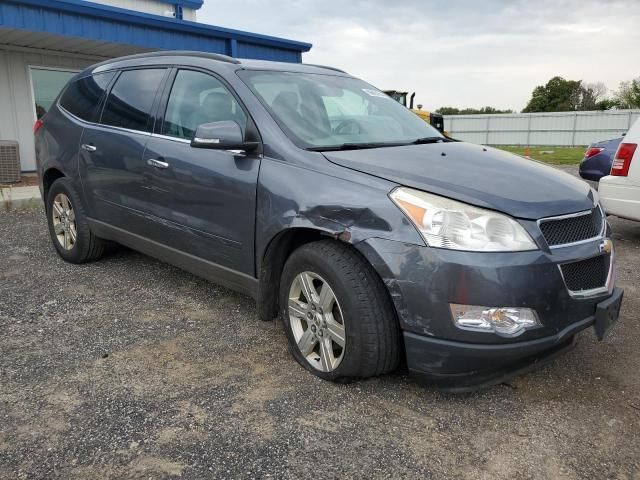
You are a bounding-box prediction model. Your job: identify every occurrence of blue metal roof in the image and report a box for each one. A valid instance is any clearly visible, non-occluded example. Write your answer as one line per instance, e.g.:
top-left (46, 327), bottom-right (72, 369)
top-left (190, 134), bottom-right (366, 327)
top-left (0, 0), bottom-right (311, 63)
top-left (156, 0), bottom-right (204, 9)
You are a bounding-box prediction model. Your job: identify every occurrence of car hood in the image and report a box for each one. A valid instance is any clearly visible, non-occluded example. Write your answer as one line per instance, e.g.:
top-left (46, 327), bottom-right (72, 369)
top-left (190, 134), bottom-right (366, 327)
top-left (323, 142), bottom-right (595, 220)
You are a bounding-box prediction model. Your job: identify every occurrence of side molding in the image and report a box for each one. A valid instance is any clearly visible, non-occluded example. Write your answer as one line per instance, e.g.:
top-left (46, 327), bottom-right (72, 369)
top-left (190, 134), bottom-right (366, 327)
top-left (88, 218), bottom-right (258, 298)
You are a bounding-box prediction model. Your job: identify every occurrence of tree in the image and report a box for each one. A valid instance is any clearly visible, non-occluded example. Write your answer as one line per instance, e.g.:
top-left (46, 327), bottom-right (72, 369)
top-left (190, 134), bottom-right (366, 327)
top-left (522, 76), bottom-right (584, 112)
top-left (436, 107), bottom-right (461, 115)
top-left (436, 106), bottom-right (514, 115)
top-left (613, 78), bottom-right (640, 109)
top-left (581, 82), bottom-right (608, 110)
top-left (594, 98), bottom-right (618, 111)
top-left (523, 77), bottom-right (620, 112)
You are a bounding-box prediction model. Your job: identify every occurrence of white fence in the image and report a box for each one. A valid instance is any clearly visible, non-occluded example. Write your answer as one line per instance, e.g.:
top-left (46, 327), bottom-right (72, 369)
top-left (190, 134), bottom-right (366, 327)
top-left (443, 109), bottom-right (640, 146)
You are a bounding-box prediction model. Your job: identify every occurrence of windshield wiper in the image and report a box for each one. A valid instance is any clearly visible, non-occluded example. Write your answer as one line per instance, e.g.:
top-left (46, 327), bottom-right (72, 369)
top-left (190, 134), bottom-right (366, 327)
top-left (411, 136), bottom-right (447, 144)
top-left (306, 142), bottom-right (406, 152)
top-left (306, 137), bottom-right (449, 152)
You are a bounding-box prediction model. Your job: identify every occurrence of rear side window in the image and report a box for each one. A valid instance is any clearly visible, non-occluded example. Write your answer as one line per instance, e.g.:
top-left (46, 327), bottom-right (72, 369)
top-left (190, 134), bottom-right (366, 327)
top-left (59, 72), bottom-right (115, 122)
top-left (100, 69), bottom-right (165, 132)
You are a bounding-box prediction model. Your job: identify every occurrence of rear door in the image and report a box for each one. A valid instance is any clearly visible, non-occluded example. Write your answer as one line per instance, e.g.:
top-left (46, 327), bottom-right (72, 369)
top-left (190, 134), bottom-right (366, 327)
top-left (141, 68), bottom-right (261, 275)
top-left (42, 71), bottom-right (115, 191)
top-left (79, 68), bottom-right (168, 232)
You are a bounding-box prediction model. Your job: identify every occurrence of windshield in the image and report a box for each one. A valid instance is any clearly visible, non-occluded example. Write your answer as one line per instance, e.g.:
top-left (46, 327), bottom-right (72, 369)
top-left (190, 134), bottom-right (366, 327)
top-left (238, 70), bottom-right (443, 150)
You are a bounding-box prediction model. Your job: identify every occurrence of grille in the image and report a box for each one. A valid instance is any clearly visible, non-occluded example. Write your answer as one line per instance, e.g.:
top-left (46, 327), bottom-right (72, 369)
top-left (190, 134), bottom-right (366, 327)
top-left (560, 254), bottom-right (610, 292)
top-left (539, 207), bottom-right (603, 247)
top-left (0, 141), bottom-right (20, 183)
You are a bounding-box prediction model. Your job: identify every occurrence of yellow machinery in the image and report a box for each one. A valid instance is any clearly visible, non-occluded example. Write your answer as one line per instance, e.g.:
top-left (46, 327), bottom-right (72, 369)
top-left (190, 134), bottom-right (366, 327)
top-left (383, 90), bottom-right (444, 133)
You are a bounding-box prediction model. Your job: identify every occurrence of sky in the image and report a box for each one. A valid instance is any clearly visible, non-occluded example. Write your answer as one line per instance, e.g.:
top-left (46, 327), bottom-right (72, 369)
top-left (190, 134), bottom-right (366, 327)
top-left (198, 0), bottom-right (640, 112)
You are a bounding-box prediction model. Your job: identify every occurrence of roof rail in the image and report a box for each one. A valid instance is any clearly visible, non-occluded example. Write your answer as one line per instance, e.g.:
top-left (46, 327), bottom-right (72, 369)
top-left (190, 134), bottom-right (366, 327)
top-left (97, 50), bottom-right (241, 66)
top-left (303, 63), bottom-right (347, 73)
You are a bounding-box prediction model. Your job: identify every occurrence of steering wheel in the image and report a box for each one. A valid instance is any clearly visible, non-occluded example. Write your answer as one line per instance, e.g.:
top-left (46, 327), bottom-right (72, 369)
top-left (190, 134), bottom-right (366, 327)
top-left (334, 119), bottom-right (363, 135)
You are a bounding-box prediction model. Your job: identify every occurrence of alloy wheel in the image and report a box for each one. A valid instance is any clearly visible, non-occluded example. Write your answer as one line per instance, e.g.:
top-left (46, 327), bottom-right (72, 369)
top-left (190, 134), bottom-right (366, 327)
top-left (288, 271), bottom-right (346, 372)
top-left (51, 193), bottom-right (77, 251)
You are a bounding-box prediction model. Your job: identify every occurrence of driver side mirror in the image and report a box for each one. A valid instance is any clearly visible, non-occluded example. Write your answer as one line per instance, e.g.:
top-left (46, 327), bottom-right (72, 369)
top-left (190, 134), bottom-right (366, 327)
top-left (191, 121), bottom-right (258, 152)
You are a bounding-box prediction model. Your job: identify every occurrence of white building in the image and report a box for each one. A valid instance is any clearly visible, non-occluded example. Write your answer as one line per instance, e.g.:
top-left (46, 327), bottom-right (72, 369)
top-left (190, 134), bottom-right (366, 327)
top-left (0, 0), bottom-right (311, 179)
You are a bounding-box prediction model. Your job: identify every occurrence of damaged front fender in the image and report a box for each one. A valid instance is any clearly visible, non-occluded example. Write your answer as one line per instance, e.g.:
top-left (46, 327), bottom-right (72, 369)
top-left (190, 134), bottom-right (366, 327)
top-left (255, 156), bottom-right (424, 274)
top-left (253, 153), bottom-right (425, 321)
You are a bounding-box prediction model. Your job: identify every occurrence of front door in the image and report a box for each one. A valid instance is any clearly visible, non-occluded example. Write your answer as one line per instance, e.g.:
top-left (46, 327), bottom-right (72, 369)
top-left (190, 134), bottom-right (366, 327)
top-left (141, 69), bottom-right (260, 275)
top-left (79, 68), bottom-right (167, 233)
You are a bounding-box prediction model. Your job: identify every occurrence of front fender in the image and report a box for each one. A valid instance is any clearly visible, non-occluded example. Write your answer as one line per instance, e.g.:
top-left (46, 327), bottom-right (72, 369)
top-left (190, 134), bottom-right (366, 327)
top-left (255, 156), bottom-right (424, 273)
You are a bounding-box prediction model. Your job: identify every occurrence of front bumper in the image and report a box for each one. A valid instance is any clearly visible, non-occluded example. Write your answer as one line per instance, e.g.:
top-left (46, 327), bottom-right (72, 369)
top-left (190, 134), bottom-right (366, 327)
top-left (404, 315), bottom-right (593, 377)
top-left (405, 287), bottom-right (623, 391)
top-left (356, 235), bottom-right (622, 387)
top-left (406, 333), bottom-right (579, 393)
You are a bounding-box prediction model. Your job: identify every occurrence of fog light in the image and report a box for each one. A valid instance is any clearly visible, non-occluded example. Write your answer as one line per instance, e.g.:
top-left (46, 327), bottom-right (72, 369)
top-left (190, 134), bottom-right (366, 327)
top-left (449, 304), bottom-right (540, 337)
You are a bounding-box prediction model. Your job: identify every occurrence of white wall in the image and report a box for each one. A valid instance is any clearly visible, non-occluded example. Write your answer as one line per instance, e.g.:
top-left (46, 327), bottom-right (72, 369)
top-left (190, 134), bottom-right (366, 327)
top-left (444, 110), bottom-right (640, 146)
top-left (96, 0), bottom-right (197, 20)
top-left (0, 48), bottom-right (101, 171)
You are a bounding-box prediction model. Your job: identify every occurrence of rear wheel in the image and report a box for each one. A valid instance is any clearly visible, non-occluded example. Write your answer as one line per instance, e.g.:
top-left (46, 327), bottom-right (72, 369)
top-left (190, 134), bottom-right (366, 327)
top-left (280, 240), bottom-right (400, 381)
top-left (50, 192), bottom-right (77, 252)
top-left (46, 177), bottom-right (109, 263)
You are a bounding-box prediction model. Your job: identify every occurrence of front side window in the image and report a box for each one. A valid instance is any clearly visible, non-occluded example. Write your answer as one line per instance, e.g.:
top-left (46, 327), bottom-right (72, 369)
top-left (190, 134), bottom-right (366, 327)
top-left (163, 70), bottom-right (247, 140)
top-left (101, 69), bottom-right (165, 132)
top-left (58, 72), bottom-right (114, 122)
top-left (238, 70), bottom-right (443, 150)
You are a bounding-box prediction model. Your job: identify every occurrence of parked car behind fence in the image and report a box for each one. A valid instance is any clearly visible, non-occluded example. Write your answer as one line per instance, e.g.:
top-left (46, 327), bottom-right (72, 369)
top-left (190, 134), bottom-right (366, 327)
top-left (579, 137), bottom-right (623, 181)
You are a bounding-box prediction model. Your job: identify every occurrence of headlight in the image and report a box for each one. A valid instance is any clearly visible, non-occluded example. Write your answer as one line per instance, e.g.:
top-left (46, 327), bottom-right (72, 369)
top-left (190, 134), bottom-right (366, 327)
top-left (390, 187), bottom-right (536, 252)
top-left (450, 304), bottom-right (540, 337)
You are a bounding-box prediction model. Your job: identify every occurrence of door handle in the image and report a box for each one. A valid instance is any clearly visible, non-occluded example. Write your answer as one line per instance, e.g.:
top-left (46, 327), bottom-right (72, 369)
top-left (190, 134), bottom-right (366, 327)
top-left (81, 144), bottom-right (97, 152)
top-left (147, 158), bottom-right (170, 169)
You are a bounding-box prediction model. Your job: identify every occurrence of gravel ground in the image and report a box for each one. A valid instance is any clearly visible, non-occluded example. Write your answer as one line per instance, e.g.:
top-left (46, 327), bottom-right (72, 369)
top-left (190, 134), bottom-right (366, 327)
top-left (1, 169), bottom-right (639, 479)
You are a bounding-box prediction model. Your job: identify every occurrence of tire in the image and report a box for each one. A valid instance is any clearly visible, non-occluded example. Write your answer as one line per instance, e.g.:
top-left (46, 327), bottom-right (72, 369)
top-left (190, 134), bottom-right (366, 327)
top-left (279, 240), bottom-right (400, 382)
top-left (46, 177), bottom-right (108, 263)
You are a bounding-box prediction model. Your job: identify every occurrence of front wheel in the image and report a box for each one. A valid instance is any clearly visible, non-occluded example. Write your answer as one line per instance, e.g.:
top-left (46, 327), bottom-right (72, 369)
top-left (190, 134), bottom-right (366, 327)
top-left (279, 240), bottom-right (400, 382)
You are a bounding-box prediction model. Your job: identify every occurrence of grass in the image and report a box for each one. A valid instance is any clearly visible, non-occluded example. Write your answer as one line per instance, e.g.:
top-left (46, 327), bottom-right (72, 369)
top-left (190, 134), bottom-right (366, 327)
top-left (495, 146), bottom-right (586, 165)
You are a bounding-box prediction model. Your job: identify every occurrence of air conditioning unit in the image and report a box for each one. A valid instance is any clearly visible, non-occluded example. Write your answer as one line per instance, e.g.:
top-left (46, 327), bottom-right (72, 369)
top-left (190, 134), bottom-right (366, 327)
top-left (0, 141), bottom-right (20, 183)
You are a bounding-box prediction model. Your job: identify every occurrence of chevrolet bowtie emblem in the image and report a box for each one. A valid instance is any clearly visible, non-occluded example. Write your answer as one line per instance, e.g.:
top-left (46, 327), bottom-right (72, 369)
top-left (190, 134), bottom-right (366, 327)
top-left (599, 239), bottom-right (613, 254)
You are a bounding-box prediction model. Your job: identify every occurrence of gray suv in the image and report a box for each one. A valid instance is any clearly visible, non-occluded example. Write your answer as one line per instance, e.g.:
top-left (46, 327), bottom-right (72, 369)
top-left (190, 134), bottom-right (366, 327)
top-left (35, 51), bottom-right (623, 390)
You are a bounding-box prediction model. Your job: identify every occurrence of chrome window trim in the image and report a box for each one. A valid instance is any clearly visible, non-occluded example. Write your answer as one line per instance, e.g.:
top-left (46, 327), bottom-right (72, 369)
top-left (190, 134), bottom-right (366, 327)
top-left (58, 104), bottom-right (151, 137)
top-left (537, 204), bottom-right (606, 249)
top-left (93, 123), bottom-right (152, 137)
top-left (558, 247), bottom-right (615, 299)
top-left (58, 102), bottom-right (95, 126)
top-left (151, 133), bottom-right (191, 144)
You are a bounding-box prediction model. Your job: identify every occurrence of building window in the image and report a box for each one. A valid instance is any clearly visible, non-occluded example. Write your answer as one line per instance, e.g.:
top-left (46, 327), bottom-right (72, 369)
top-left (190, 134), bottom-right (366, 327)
top-left (30, 67), bottom-right (77, 119)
